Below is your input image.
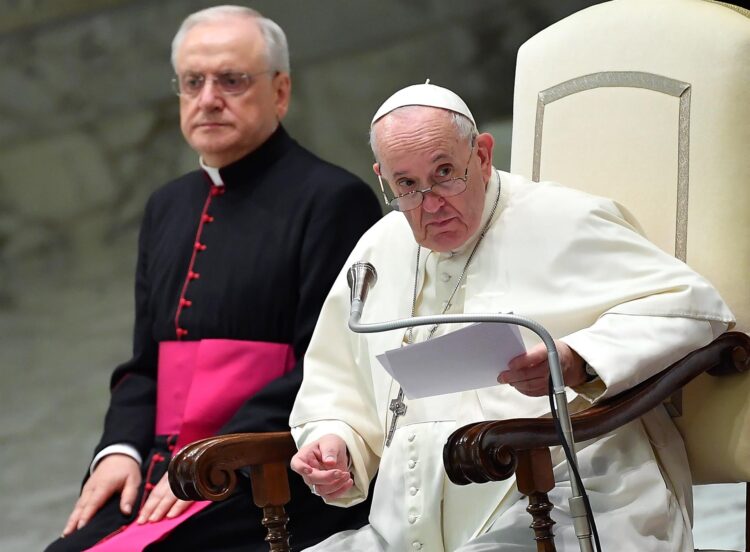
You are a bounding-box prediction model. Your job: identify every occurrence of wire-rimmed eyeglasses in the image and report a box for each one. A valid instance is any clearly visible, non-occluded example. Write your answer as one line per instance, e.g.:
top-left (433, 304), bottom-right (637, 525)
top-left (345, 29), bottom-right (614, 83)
top-left (378, 140), bottom-right (475, 212)
top-left (171, 70), bottom-right (273, 97)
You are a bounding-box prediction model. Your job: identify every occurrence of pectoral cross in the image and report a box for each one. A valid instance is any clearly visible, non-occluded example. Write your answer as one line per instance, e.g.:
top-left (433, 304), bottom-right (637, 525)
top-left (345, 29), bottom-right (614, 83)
top-left (386, 387), bottom-right (407, 447)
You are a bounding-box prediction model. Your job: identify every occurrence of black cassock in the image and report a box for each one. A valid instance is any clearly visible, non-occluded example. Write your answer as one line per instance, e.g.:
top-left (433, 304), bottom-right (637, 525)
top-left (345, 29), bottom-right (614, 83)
top-left (47, 126), bottom-right (382, 552)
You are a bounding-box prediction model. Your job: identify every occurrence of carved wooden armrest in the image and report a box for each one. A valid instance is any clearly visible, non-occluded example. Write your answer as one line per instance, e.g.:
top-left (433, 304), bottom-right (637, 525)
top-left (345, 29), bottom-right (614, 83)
top-left (443, 332), bottom-right (749, 551)
top-left (168, 431), bottom-right (297, 552)
top-left (444, 331), bottom-right (750, 486)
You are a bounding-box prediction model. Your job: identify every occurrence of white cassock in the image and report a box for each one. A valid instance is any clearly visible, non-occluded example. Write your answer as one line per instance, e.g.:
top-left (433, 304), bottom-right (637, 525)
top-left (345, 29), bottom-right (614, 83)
top-left (290, 170), bottom-right (734, 552)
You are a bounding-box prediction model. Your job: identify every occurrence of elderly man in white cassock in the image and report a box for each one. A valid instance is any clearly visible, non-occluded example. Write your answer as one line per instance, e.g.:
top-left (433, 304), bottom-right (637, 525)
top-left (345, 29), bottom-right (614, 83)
top-left (289, 82), bottom-right (734, 551)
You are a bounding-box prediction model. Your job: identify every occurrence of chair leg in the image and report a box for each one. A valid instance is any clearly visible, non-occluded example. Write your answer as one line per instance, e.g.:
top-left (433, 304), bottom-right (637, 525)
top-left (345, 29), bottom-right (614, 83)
top-left (250, 462), bottom-right (292, 552)
top-left (261, 505), bottom-right (291, 552)
top-left (516, 448), bottom-right (557, 552)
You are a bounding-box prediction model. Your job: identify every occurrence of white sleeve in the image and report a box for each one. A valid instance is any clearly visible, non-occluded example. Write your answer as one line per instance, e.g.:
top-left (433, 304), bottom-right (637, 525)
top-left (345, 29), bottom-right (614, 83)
top-left (562, 314), bottom-right (728, 401)
top-left (90, 444), bottom-right (143, 475)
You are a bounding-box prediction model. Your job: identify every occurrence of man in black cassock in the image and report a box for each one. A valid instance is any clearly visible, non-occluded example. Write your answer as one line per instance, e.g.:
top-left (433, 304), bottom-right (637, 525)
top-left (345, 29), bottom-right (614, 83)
top-left (46, 6), bottom-right (381, 552)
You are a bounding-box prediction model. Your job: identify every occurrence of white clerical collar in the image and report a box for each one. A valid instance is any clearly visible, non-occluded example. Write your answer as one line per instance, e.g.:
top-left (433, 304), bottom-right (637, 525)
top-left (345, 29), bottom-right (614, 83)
top-left (199, 157), bottom-right (224, 187)
top-left (442, 168), bottom-right (503, 257)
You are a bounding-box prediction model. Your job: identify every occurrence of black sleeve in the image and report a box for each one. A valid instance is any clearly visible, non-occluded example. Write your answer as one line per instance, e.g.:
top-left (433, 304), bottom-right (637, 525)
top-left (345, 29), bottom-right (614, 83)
top-left (219, 177), bottom-right (382, 434)
top-left (94, 197), bottom-right (159, 460)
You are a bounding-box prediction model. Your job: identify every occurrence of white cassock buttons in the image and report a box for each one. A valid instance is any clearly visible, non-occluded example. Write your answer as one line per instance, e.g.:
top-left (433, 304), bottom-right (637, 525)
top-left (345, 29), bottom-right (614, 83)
top-left (408, 514), bottom-right (417, 524)
top-left (440, 272), bottom-right (452, 282)
top-left (409, 486), bottom-right (418, 496)
top-left (408, 460), bottom-right (417, 469)
top-left (408, 433), bottom-right (416, 442)
top-left (412, 541), bottom-right (423, 549)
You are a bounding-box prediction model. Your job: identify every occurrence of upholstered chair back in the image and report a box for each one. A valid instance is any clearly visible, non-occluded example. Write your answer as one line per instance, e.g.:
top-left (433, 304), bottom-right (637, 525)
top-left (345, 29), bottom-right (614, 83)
top-left (508, 0), bottom-right (750, 483)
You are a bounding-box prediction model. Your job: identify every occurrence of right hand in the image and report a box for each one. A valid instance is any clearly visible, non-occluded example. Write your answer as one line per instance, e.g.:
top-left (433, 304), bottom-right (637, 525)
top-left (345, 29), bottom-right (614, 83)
top-left (62, 453), bottom-right (141, 537)
top-left (290, 434), bottom-right (353, 500)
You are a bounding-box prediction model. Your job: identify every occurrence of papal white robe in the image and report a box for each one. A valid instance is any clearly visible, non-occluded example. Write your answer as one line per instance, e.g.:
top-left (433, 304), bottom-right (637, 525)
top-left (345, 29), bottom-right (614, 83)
top-left (290, 170), bottom-right (734, 552)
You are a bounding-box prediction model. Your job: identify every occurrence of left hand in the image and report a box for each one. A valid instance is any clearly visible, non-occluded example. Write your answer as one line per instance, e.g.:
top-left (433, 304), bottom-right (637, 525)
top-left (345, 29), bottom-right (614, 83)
top-left (136, 472), bottom-right (193, 524)
top-left (498, 340), bottom-right (587, 396)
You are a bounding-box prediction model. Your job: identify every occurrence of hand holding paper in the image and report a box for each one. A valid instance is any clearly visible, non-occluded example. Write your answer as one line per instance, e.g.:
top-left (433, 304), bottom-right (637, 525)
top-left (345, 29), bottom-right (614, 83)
top-left (376, 322), bottom-right (526, 399)
top-left (499, 340), bottom-right (587, 397)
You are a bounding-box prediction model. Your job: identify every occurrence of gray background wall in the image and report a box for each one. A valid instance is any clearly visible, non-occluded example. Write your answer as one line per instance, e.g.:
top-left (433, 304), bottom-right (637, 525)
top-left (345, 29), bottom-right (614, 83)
top-left (0, 1), bottom-right (742, 550)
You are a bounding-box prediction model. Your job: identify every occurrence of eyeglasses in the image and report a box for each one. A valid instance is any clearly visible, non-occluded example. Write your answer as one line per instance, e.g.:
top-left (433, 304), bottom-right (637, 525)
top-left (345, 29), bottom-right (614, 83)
top-left (378, 141), bottom-right (475, 212)
top-left (171, 70), bottom-right (273, 97)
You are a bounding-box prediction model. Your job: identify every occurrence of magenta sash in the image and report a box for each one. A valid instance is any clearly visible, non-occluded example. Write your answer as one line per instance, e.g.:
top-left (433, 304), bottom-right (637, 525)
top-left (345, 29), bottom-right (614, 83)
top-left (86, 338), bottom-right (295, 551)
top-left (156, 339), bottom-right (296, 450)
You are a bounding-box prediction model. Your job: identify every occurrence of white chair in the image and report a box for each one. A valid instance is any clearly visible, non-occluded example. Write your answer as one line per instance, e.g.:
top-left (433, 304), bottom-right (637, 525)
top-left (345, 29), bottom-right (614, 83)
top-left (445, 1), bottom-right (750, 550)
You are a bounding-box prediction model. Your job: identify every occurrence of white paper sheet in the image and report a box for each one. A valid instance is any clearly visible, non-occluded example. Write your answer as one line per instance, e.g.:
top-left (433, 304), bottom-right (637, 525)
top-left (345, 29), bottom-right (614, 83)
top-left (376, 322), bottom-right (526, 399)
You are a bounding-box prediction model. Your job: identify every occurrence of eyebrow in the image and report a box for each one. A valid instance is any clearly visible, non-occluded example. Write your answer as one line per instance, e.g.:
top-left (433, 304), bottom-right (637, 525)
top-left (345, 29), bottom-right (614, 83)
top-left (391, 152), bottom-right (451, 179)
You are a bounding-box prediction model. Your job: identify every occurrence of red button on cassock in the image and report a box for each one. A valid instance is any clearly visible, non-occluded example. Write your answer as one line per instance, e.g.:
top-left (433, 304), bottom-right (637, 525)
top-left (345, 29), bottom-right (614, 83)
top-left (194, 242), bottom-right (207, 251)
top-left (202, 214), bottom-right (215, 223)
top-left (180, 298), bottom-right (192, 307)
top-left (176, 328), bottom-right (188, 337)
top-left (188, 271), bottom-right (200, 280)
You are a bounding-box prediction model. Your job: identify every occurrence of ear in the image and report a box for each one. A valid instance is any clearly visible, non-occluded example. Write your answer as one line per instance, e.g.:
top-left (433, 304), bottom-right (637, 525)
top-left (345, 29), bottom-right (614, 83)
top-left (273, 72), bottom-right (292, 120)
top-left (475, 132), bottom-right (495, 184)
top-left (373, 162), bottom-right (381, 177)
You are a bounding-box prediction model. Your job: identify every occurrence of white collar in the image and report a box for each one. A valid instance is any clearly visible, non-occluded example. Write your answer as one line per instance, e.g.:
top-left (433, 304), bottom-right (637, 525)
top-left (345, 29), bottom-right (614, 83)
top-left (199, 157), bottom-right (224, 187)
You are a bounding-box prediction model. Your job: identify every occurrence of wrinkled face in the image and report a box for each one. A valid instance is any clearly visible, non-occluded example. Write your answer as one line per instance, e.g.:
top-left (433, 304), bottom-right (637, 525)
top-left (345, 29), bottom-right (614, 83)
top-left (175, 17), bottom-right (290, 167)
top-left (373, 108), bottom-right (494, 252)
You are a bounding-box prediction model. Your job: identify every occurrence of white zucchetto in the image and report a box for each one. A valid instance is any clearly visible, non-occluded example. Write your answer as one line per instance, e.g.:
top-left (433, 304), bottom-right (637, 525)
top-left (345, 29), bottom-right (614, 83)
top-left (371, 79), bottom-right (476, 127)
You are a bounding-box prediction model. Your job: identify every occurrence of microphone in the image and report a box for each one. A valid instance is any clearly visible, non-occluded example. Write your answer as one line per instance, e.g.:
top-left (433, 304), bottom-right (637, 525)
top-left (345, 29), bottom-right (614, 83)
top-left (344, 262), bottom-right (593, 551)
top-left (347, 262), bottom-right (377, 321)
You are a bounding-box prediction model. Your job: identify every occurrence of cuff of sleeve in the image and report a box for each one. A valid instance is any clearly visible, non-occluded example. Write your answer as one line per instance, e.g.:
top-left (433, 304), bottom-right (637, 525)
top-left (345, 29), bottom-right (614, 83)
top-left (91, 444), bottom-right (143, 475)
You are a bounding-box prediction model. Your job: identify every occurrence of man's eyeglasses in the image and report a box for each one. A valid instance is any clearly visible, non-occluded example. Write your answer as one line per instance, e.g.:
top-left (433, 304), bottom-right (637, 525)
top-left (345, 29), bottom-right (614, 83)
top-left (378, 141), bottom-right (475, 212)
top-left (171, 70), bottom-right (273, 97)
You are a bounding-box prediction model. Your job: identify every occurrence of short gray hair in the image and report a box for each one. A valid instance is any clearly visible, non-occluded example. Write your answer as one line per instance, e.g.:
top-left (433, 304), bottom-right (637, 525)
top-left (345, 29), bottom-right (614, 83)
top-left (171, 5), bottom-right (290, 74)
top-left (369, 106), bottom-right (477, 163)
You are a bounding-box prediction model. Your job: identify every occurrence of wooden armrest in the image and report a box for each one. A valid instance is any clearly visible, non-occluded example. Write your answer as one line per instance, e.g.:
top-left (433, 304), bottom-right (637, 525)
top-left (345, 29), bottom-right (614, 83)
top-left (444, 331), bottom-right (750, 485)
top-left (168, 431), bottom-right (296, 503)
top-left (168, 431), bottom-right (297, 551)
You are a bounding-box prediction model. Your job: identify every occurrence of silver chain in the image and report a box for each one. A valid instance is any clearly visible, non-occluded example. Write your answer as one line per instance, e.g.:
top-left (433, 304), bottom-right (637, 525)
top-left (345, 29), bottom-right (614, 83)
top-left (384, 174), bottom-right (502, 448)
top-left (405, 174), bottom-right (502, 344)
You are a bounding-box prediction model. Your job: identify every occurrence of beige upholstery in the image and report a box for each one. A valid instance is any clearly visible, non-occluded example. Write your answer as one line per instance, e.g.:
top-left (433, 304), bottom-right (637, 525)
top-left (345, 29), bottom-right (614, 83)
top-left (509, 0), bottom-right (750, 483)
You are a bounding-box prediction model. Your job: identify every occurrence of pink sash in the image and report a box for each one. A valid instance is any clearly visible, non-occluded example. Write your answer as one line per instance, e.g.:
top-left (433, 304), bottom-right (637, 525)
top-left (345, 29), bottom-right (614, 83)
top-left (86, 339), bottom-right (295, 551)
top-left (156, 339), bottom-right (296, 450)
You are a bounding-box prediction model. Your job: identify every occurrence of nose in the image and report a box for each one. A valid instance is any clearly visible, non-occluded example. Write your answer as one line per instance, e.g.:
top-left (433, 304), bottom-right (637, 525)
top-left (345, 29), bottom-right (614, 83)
top-left (420, 190), bottom-right (445, 213)
top-left (197, 79), bottom-right (223, 110)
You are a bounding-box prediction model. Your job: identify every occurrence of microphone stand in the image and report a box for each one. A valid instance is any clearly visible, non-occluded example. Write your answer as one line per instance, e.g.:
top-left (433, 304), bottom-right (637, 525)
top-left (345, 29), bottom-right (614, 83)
top-left (347, 263), bottom-right (594, 552)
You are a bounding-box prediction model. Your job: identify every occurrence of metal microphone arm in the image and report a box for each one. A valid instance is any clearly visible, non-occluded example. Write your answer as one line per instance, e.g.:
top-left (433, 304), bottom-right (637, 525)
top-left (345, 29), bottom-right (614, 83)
top-left (346, 262), bottom-right (594, 552)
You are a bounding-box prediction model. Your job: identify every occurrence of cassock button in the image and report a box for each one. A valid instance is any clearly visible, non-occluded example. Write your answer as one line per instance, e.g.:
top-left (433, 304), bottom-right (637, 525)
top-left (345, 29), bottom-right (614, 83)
top-left (176, 328), bottom-right (188, 337)
top-left (188, 271), bottom-right (200, 280)
top-left (412, 542), bottom-right (423, 550)
top-left (408, 514), bottom-right (417, 524)
top-left (180, 298), bottom-right (192, 308)
top-left (194, 242), bottom-right (207, 251)
top-left (440, 272), bottom-right (452, 282)
top-left (202, 214), bottom-right (215, 223)
top-left (210, 186), bottom-right (225, 196)
top-left (408, 460), bottom-right (416, 469)
top-left (408, 433), bottom-right (416, 442)
top-left (409, 486), bottom-right (418, 496)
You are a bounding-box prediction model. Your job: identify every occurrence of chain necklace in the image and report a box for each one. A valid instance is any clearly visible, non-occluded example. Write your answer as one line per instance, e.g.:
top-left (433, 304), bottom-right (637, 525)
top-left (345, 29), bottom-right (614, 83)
top-left (385, 173), bottom-right (502, 447)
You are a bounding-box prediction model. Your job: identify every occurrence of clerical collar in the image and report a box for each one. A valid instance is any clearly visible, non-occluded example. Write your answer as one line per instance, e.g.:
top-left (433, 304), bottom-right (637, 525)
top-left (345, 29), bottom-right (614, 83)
top-left (199, 158), bottom-right (224, 186)
top-left (198, 125), bottom-right (293, 187)
top-left (440, 168), bottom-right (504, 258)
